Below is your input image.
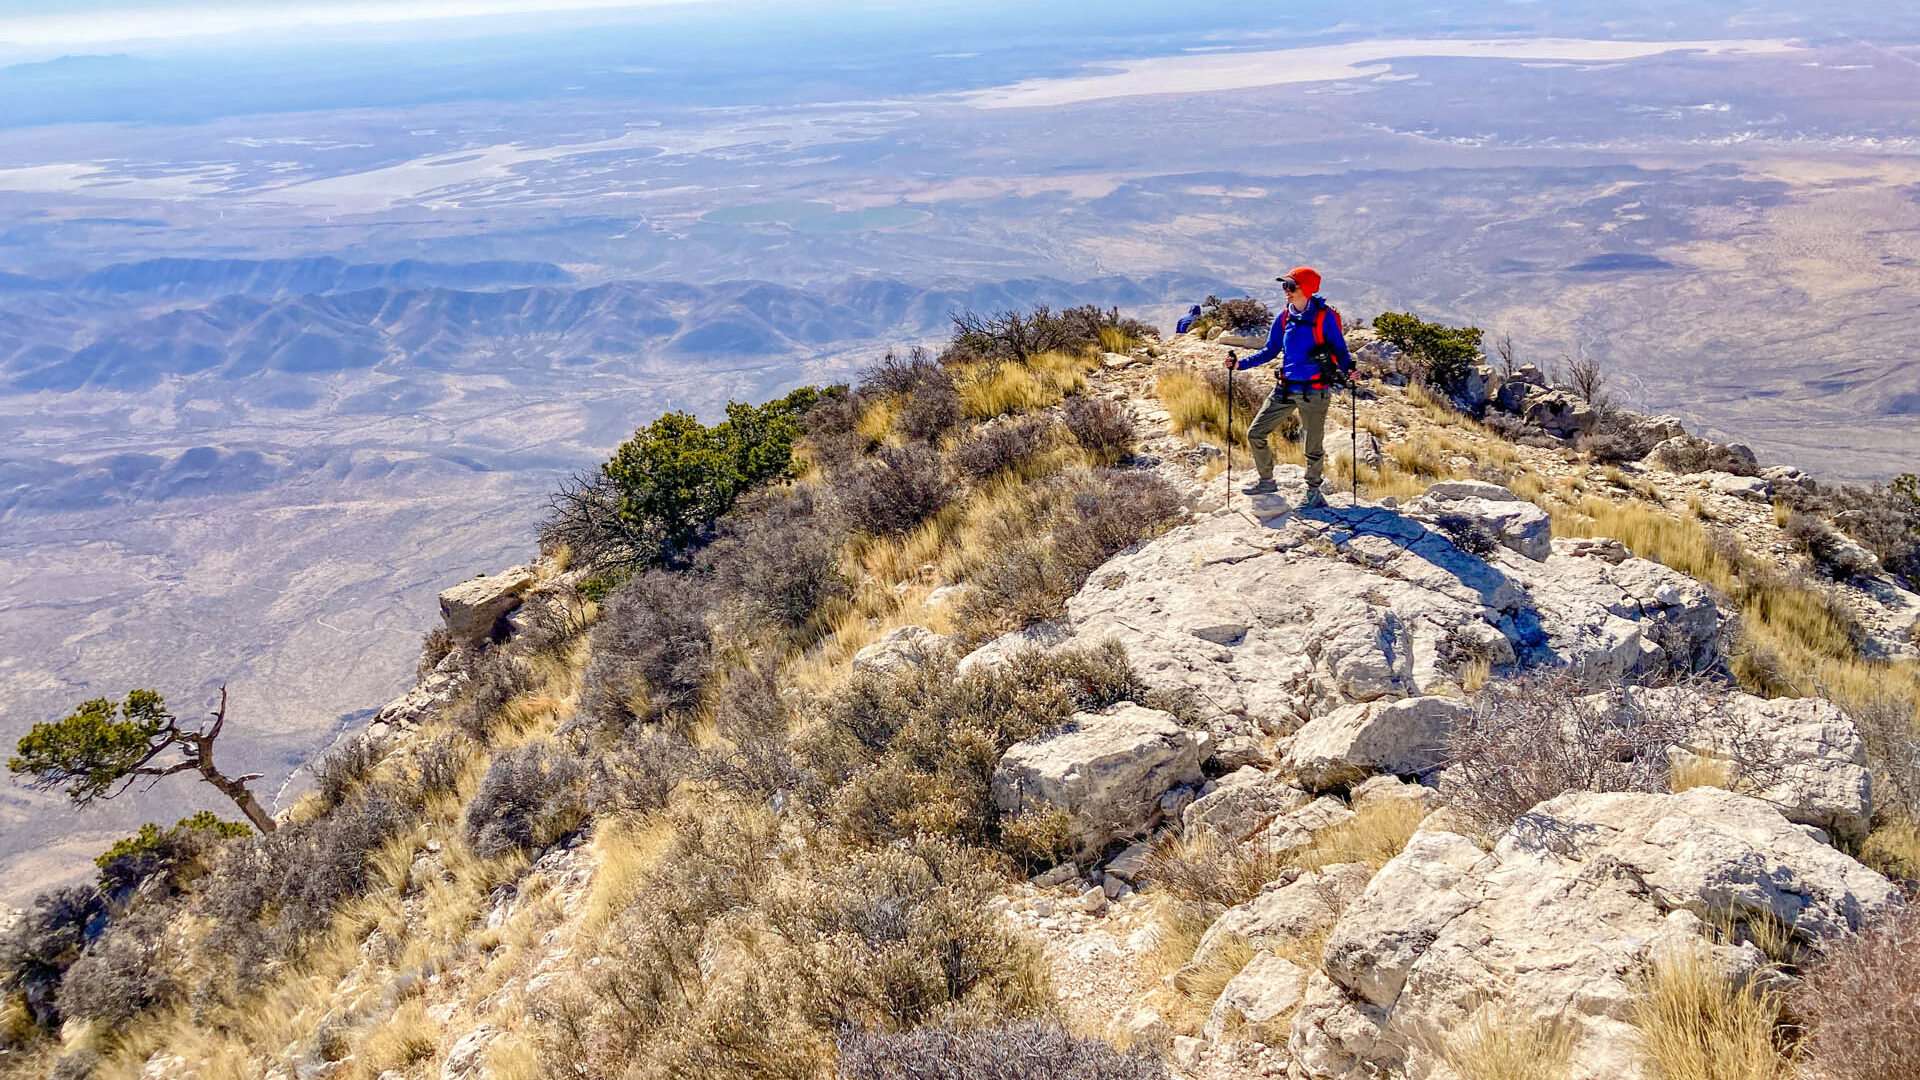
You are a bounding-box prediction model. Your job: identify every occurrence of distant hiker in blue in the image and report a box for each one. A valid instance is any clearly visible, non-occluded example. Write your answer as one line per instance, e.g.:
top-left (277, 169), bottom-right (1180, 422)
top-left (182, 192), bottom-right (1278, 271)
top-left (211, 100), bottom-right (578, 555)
top-left (1176, 304), bottom-right (1202, 335)
top-left (1221, 265), bottom-right (1351, 509)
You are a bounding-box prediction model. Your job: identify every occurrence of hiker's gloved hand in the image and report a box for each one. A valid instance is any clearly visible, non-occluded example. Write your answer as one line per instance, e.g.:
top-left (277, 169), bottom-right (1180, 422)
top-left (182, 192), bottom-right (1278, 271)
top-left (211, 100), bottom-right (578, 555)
top-left (1224, 351), bottom-right (1238, 370)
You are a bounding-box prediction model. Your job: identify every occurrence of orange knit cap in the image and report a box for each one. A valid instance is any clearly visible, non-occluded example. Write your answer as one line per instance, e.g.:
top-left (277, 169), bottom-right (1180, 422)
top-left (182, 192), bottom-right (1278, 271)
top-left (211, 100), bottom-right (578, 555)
top-left (1281, 266), bottom-right (1322, 295)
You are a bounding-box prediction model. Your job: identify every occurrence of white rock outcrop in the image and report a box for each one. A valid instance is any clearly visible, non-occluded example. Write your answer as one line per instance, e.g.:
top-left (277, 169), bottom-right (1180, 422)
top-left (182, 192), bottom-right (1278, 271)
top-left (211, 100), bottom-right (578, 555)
top-left (1206, 953), bottom-right (1310, 1044)
top-left (438, 566), bottom-right (535, 646)
top-left (1181, 767), bottom-right (1312, 844)
top-left (1195, 862), bottom-right (1372, 965)
top-left (1032, 488), bottom-right (1720, 732)
top-left (851, 624), bottom-right (947, 675)
top-left (1624, 686), bottom-right (1874, 843)
top-left (991, 703), bottom-right (1205, 851)
top-left (1285, 696), bottom-right (1470, 791)
top-left (1289, 789), bottom-right (1901, 1080)
top-left (1404, 481), bottom-right (1553, 561)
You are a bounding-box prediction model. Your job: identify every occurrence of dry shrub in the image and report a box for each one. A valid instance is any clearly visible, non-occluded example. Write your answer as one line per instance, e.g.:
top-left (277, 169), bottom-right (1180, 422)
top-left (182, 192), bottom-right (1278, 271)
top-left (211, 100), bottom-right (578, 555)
top-left (1442, 671), bottom-right (1700, 840)
top-left (1785, 512), bottom-right (1877, 581)
top-left (957, 469), bottom-right (1184, 639)
top-left (1828, 477), bottom-right (1920, 584)
top-left (464, 739), bottom-right (591, 858)
top-left (1064, 395), bottom-right (1135, 465)
top-left (1632, 945), bottom-right (1788, 1080)
top-left (54, 904), bottom-right (180, 1027)
top-left (576, 569), bottom-right (714, 735)
top-left (699, 484), bottom-right (850, 647)
top-left (952, 417), bottom-right (1056, 481)
top-left (1792, 905), bottom-right (1920, 1080)
top-left (447, 647), bottom-right (540, 742)
top-left (538, 822), bottom-right (1049, 1080)
top-left (312, 735), bottom-right (388, 811)
top-left (1442, 1011), bottom-right (1575, 1080)
top-left (863, 348), bottom-right (963, 442)
top-left (768, 837), bottom-right (1049, 1031)
top-left (200, 790), bottom-right (414, 988)
top-left (800, 641), bottom-right (1149, 852)
top-left (998, 806), bottom-right (1078, 873)
top-left (417, 625), bottom-right (455, 679)
top-left (837, 1022), bottom-right (1167, 1080)
top-left (1143, 832), bottom-right (1290, 908)
top-left (589, 729), bottom-right (694, 815)
top-left (838, 443), bottom-right (955, 536)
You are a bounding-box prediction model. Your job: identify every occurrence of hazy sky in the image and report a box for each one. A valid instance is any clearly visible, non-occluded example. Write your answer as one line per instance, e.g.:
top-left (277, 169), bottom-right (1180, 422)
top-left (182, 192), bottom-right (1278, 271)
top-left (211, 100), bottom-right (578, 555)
top-left (0, 0), bottom-right (746, 50)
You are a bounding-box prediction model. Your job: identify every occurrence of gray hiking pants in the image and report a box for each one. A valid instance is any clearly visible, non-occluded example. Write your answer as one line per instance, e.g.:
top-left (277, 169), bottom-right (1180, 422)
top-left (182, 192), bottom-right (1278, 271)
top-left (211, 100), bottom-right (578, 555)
top-left (1246, 385), bottom-right (1331, 488)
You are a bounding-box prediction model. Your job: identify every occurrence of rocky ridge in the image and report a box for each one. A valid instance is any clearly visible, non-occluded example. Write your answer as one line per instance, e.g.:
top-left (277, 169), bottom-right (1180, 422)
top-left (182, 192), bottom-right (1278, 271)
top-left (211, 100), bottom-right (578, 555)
top-left (62, 324), bottom-right (1920, 1080)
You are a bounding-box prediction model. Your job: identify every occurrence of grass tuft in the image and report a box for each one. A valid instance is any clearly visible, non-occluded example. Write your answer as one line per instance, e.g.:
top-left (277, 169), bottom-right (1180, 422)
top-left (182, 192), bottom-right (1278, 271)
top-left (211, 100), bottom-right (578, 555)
top-left (1632, 945), bottom-right (1790, 1080)
top-left (1442, 1011), bottom-right (1576, 1080)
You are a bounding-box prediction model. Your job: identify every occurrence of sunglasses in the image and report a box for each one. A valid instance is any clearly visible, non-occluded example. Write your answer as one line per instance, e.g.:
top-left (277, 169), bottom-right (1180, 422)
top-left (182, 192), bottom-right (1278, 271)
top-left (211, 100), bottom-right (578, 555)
top-left (1280, 280), bottom-right (1299, 293)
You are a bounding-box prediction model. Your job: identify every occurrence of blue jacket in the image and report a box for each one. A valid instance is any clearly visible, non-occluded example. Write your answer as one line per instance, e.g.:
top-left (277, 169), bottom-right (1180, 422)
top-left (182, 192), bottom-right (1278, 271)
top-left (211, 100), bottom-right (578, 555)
top-left (1233, 295), bottom-right (1351, 387)
top-left (1176, 305), bottom-right (1201, 334)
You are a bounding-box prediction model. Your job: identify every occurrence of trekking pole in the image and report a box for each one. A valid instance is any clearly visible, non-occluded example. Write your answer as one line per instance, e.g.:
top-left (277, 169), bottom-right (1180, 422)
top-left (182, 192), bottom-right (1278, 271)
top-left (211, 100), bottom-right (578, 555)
top-left (1350, 376), bottom-right (1360, 507)
top-left (1226, 352), bottom-right (1236, 495)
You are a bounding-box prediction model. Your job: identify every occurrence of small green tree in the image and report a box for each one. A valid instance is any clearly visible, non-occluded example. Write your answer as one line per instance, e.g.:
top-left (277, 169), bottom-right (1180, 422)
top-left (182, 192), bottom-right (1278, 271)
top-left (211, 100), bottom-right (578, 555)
top-left (9, 688), bottom-right (275, 833)
top-left (1373, 311), bottom-right (1484, 391)
top-left (558, 385), bottom-right (825, 571)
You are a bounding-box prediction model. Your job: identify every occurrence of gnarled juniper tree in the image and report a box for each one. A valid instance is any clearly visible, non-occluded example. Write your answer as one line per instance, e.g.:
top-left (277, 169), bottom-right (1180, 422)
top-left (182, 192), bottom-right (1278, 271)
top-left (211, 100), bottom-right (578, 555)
top-left (9, 687), bottom-right (275, 833)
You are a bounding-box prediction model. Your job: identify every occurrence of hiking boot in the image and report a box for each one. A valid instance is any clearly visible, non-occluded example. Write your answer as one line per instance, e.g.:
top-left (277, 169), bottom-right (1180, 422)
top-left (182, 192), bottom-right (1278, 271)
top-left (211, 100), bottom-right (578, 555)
top-left (1241, 477), bottom-right (1279, 495)
top-left (1301, 488), bottom-right (1329, 510)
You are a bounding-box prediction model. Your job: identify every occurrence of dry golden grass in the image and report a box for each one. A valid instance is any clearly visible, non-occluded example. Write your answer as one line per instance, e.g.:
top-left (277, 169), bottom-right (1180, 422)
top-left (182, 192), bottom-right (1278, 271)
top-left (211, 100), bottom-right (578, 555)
top-left (1096, 327), bottom-right (1138, 354)
top-left (581, 813), bottom-right (678, 934)
top-left (1633, 946), bottom-right (1790, 1080)
top-left (855, 397), bottom-right (900, 446)
top-left (954, 350), bottom-right (1093, 419)
top-left (482, 1031), bottom-right (542, 1080)
top-left (1442, 1011), bottom-right (1576, 1080)
top-left (353, 998), bottom-right (438, 1080)
top-left (1155, 930), bottom-right (1257, 1036)
top-left (1861, 814), bottom-right (1920, 881)
top-left (1670, 753), bottom-right (1735, 794)
top-left (1462, 656), bottom-right (1493, 693)
top-left (1294, 796), bottom-right (1428, 872)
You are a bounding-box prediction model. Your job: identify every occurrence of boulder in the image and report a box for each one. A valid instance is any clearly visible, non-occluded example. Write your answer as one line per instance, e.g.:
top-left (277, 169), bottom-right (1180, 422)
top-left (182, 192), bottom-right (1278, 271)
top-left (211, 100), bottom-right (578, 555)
top-left (1212, 734), bottom-right (1277, 772)
top-left (438, 566), bottom-right (535, 646)
top-left (1636, 414), bottom-right (1688, 443)
top-left (1289, 790), bottom-right (1901, 1080)
top-left (1761, 464), bottom-right (1817, 493)
top-left (851, 624), bottom-right (947, 675)
top-left (1182, 767), bottom-right (1313, 844)
top-left (1108, 1005), bottom-right (1169, 1049)
top-left (1218, 330), bottom-right (1268, 348)
top-left (1258, 795), bottom-right (1356, 855)
top-left (441, 1028), bottom-right (493, 1080)
top-left (1196, 862), bottom-right (1373, 964)
top-left (1206, 953), bottom-right (1310, 1044)
top-left (1349, 774), bottom-right (1440, 816)
top-left (956, 619), bottom-right (1073, 676)
top-left (1520, 388), bottom-right (1598, 439)
top-left (1627, 686), bottom-right (1873, 843)
top-left (1419, 479), bottom-right (1528, 503)
top-left (1285, 696), bottom-right (1470, 791)
top-left (1050, 509), bottom-right (1724, 733)
top-left (992, 703), bottom-right (1205, 851)
top-left (1644, 435), bottom-right (1759, 476)
top-left (1707, 471), bottom-right (1773, 500)
top-left (1404, 484), bottom-right (1552, 562)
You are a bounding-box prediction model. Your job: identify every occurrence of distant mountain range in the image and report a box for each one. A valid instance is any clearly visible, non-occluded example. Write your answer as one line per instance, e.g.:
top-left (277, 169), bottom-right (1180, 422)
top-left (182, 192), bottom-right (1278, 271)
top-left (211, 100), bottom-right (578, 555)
top-left (0, 258), bottom-right (1225, 395)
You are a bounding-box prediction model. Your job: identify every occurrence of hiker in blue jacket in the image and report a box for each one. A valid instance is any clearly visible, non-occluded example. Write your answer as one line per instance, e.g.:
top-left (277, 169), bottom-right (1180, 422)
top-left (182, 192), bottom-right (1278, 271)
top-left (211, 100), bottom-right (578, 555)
top-left (1221, 266), bottom-right (1351, 509)
top-left (1176, 304), bottom-right (1202, 335)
